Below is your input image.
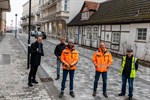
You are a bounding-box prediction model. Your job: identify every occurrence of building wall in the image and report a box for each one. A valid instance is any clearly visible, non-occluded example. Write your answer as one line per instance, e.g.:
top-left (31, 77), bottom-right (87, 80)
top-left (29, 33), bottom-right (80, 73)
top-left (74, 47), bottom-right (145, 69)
top-left (39, 0), bottom-right (103, 39)
top-left (68, 23), bottom-right (150, 62)
top-left (0, 9), bottom-right (2, 35)
top-left (0, 10), bottom-right (6, 35)
top-left (22, 0), bottom-right (41, 33)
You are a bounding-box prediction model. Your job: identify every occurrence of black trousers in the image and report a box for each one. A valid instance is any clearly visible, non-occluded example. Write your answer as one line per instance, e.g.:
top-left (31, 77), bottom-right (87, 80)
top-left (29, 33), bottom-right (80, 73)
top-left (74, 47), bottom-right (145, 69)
top-left (28, 65), bottom-right (38, 83)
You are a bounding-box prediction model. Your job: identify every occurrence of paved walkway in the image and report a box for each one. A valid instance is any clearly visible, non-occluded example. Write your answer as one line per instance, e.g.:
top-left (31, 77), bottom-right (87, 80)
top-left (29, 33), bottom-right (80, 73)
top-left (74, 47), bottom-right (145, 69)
top-left (18, 33), bottom-right (150, 100)
top-left (0, 33), bottom-right (51, 100)
top-left (46, 37), bottom-right (150, 83)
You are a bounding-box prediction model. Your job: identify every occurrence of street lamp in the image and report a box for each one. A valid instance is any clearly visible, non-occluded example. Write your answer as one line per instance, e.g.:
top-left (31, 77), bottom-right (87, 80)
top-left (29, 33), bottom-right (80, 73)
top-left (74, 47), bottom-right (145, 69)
top-left (11, 20), bottom-right (13, 33)
top-left (27, 0), bottom-right (31, 69)
top-left (15, 14), bottom-right (18, 38)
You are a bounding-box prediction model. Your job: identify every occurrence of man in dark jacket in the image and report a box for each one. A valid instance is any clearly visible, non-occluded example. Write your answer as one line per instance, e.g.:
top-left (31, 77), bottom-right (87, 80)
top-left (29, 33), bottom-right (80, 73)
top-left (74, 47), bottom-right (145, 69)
top-left (54, 38), bottom-right (66, 80)
top-left (28, 36), bottom-right (44, 87)
top-left (118, 49), bottom-right (138, 100)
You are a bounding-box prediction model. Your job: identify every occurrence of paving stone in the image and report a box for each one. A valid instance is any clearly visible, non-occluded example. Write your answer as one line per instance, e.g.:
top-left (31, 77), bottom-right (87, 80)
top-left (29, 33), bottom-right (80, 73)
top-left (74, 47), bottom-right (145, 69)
top-left (0, 34), bottom-right (51, 100)
top-left (17, 33), bottom-right (150, 100)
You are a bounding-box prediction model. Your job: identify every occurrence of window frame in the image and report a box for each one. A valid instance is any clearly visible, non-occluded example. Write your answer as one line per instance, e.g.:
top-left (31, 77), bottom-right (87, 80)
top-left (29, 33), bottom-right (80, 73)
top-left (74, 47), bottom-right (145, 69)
top-left (64, 0), bottom-right (68, 11)
top-left (81, 11), bottom-right (89, 20)
top-left (136, 28), bottom-right (147, 41)
top-left (112, 32), bottom-right (120, 44)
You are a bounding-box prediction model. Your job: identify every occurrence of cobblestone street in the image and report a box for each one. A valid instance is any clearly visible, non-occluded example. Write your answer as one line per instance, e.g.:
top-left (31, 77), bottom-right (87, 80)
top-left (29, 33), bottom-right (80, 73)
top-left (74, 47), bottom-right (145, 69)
top-left (18, 33), bottom-right (150, 100)
top-left (0, 34), bottom-right (51, 100)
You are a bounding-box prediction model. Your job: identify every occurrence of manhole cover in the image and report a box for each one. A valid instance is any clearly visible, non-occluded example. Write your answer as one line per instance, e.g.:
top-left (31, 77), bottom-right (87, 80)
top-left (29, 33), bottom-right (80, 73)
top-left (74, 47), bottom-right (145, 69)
top-left (0, 54), bottom-right (10, 65)
top-left (40, 77), bottom-right (53, 82)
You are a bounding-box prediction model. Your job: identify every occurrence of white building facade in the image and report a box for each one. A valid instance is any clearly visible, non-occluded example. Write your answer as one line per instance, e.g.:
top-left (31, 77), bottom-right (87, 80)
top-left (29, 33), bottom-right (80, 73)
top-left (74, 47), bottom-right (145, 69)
top-left (21, 0), bottom-right (41, 33)
top-left (68, 0), bottom-right (150, 62)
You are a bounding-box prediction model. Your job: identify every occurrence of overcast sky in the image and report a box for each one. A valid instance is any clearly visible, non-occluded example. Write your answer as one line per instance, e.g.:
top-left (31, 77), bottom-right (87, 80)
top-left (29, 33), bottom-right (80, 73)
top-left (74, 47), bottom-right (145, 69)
top-left (6, 0), bottom-right (27, 27)
top-left (6, 0), bottom-right (107, 28)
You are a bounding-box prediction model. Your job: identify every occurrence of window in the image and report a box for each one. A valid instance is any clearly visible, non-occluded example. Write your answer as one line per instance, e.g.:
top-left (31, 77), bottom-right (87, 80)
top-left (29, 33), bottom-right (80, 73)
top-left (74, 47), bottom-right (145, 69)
top-left (82, 12), bottom-right (89, 20)
top-left (93, 33), bottom-right (97, 39)
top-left (39, 0), bottom-right (41, 5)
top-left (137, 28), bottom-right (147, 41)
top-left (64, 0), bottom-right (68, 11)
top-left (112, 32), bottom-right (120, 44)
top-left (93, 26), bottom-right (98, 39)
top-left (87, 27), bottom-right (91, 31)
top-left (94, 27), bottom-right (98, 31)
top-left (87, 33), bottom-right (91, 39)
top-left (86, 27), bottom-right (92, 39)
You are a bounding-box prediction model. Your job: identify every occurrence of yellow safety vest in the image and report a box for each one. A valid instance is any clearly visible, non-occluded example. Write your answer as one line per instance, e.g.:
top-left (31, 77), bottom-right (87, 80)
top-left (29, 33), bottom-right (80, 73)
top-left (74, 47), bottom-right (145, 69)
top-left (120, 56), bottom-right (137, 78)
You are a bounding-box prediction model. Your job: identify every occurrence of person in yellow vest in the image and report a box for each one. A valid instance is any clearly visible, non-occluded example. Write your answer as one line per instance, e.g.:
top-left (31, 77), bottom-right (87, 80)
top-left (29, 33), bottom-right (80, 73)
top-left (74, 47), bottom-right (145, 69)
top-left (118, 49), bottom-right (138, 100)
top-left (92, 42), bottom-right (113, 98)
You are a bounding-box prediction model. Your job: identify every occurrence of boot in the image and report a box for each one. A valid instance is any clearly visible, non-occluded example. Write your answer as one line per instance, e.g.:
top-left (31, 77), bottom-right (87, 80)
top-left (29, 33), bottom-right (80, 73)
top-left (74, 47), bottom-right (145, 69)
top-left (118, 93), bottom-right (125, 96)
top-left (129, 96), bottom-right (132, 100)
top-left (55, 74), bottom-right (60, 80)
top-left (92, 91), bottom-right (96, 96)
top-left (103, 92), bottom-right (108, 98)
top-left (70, 91), bottom-right (75, 97)
top-left (59, 92), bottom-right (64, 98)
top-left (32, 79), bottom-right (38, 84)
top-left (28, 83), bottom-right (33, 87)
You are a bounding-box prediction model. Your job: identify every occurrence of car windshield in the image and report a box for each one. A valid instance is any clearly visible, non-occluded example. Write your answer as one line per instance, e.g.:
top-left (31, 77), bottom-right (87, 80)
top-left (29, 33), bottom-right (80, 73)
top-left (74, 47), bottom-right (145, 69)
top-left (37, 31), bottom-right (42, 35)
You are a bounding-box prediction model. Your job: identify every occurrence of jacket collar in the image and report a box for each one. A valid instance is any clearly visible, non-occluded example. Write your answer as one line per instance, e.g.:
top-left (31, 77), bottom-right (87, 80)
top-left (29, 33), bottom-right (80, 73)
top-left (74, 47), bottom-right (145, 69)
top-left (98, 48), bottom-right (107, 53)
top-left (66, 46), bottom-right (75, 52)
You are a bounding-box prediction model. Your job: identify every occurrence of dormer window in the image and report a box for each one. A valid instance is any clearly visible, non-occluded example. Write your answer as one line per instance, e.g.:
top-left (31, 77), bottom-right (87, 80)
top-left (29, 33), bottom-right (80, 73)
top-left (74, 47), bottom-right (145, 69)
top-left (81, 1), bottom-right (99, 21)
top-left (82, 11), bottom-right (89, 20)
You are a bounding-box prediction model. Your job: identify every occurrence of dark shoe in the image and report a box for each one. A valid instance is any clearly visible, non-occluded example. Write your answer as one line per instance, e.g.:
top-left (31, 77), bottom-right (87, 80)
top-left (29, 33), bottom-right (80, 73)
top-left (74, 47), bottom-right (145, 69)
top-left (32, 80), bottom-right (38, 84)
top-left (129, 97), bottom-right (132, 100)
top-left (59, 92), bottom-right (64, 98)
top-left (92, 91), bottom-right (96, 96)
top-left (55, 75), bottom-right (60, 80)
top-left (103, 93), bottom-right (108, 98)
top-left (70, 91), bottom-right (75, 97)
top-left (28, 83), bottom-right (33, 87)
top-left (118, 93), bottom-right (125, 96)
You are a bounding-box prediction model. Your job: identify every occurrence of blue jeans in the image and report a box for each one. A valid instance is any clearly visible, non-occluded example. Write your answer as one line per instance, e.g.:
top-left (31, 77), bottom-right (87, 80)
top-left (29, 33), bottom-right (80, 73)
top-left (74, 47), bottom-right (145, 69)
top-left (93, 71), bottom-right (107, 94)
top-left (56, 58), bottom-right (61, 75)
top-left (121, 75), bottom-right (134, 97)
top-left (61, 69), bottom-right (75, 92)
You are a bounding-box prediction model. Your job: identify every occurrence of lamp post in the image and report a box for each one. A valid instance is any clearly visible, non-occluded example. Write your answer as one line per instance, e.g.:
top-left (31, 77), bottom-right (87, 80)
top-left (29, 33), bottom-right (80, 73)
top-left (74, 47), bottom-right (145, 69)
top-left (11, 20), bottom-right (13, 33)
top-left (15, 14), bottom-right (17, 38)
top-left (27, 0), bottom-right (31, 69)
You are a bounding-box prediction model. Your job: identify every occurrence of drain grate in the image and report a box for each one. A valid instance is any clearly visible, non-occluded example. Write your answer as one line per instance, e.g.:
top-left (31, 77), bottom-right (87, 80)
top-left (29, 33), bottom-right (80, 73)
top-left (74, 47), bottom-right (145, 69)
top-left (40, 77), bottom-right (54, 82)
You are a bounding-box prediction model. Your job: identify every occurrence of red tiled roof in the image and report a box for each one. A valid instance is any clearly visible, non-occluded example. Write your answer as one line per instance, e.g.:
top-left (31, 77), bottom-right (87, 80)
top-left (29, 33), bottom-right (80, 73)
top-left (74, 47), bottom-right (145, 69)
top-left (84, 1), bottom-right (99, 11)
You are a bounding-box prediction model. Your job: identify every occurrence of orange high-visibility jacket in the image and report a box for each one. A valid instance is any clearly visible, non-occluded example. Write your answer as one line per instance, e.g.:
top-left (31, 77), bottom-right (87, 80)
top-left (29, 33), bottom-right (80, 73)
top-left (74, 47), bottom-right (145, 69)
top-left (92, 48), bottom-right (113, 72)
top-left (60, 47), bottom-right (79, 70)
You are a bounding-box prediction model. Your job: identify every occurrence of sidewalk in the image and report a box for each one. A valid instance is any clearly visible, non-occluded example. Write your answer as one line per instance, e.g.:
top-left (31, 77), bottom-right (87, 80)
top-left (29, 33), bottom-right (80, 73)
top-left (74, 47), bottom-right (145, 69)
top-left (0, 33), bottom-right (51, 100)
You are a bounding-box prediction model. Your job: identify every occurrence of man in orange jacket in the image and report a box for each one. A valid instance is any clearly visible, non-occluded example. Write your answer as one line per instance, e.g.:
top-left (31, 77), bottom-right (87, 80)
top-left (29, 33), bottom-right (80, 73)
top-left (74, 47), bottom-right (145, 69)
top-left (59, 39), bottom-right (79, 98)
top-left (92, 42), bottom-right (113, 98)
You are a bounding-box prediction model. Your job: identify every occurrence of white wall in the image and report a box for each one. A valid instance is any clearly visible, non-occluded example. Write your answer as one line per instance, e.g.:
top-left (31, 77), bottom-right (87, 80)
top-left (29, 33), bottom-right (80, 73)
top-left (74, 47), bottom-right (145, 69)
top-left (129, 23), bottom-right (150, 61)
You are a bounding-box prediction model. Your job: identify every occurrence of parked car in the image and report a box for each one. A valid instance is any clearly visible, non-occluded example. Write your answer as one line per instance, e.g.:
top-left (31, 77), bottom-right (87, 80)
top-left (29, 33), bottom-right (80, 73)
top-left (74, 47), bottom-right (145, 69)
top-left (30, 31), bottom-right (36, 36)
top-left (35, 31), bottom-right (47, 39)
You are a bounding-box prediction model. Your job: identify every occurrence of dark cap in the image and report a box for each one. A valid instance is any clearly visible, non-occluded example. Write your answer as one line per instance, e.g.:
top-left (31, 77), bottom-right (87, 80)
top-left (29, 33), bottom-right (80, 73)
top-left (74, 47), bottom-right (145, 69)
top-left (126, 49), bottom-right (133, 52)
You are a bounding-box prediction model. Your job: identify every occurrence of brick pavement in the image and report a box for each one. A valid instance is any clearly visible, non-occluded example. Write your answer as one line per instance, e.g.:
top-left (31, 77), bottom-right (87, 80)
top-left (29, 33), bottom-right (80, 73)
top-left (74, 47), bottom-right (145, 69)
top-left (18, 33), bottom-right (150, 100)
top-left (0, 34), bottom-right (51, 100)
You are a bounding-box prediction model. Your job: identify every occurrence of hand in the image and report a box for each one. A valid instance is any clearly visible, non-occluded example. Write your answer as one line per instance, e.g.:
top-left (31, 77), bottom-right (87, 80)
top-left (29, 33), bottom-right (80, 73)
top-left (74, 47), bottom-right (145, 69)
top-left (66, 65), bottom-right (70, 70)
top-left (37, 48), bottom-right (39, 51)
top-left (70, 64), bottom-right (74, 67)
